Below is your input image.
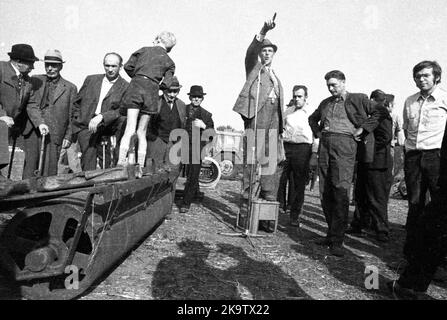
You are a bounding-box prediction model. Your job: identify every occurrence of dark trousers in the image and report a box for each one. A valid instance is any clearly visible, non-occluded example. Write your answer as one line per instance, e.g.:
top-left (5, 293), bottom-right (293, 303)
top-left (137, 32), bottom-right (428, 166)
top-left (403, 149), bottom-right (441, 258)
top-left (242, 100), bottom-right (281, 197)
top-left (319, 133), bottom-right (357, 245)
top-left (77, 129), bottom-right (112, 171)
top-left (0, 122), bottom-right (8, 169)
top-left (145, 136), bottom-right (181, 170)
top-left (398, 200), bottom-right (447, 292)
top-left (23, 129), bottom-right (60, 178)
top-left (352, 162), bottom-right (392, 234)
top-left (279, 142), bottom-right (312, 221)
top-left (77, 117), bottom-right (125, 171)
top-left (182, 162), bottom-right (201, 207)
top-left (278, 160), bottom-right (296, 210)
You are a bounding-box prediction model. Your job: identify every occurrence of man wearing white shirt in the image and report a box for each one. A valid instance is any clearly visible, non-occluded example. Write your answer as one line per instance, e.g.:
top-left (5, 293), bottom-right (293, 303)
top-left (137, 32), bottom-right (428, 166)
top-left (402, 60), bottom-right (447, 260)
top-left (279, 85), bottom-right (318, 227)
top-left (72, 53), bottom-right (129, 171)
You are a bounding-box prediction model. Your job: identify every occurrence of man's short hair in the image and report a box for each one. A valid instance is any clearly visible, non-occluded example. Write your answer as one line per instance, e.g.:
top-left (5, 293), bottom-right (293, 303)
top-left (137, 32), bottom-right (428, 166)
top-left (370, 89), bottom-right (386, 102)
top-left (292, 85), bottom-right (308, 97)
top-left (413, 60), bottom-right (442, 84)
top-left (324, 70), bottom-right (345, 81)
top-left (385, 94), bottom-right (395, 103)
top-left (104, 52), bottom-right (123, 66)
top-left (156, 31), bottom-right (177, 50)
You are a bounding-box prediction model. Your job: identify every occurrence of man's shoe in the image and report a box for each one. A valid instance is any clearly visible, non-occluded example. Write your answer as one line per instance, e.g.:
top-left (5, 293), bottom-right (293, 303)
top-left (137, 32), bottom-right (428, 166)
top-left (329, 244), bottom-right (345, 257)
top-left (314, 238), bottom-right (331, 247)
top-left (263, 194), bottom-right (277, 202)
top-left (345, 227), bottom-right (365, 236)
top-left (289, 220), bottom-right (300, 227)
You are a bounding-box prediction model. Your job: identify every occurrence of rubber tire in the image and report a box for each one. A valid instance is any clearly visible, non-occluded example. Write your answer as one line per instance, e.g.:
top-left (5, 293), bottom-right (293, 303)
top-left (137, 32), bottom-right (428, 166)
top-left (215, 152), bottom-right (241, 180)
top-left (199, 157), bottom-right (221, 189)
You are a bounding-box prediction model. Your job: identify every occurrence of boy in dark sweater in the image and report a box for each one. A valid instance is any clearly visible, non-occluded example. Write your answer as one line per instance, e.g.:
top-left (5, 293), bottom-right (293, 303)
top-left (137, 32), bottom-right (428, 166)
top-left (118, 31), bottom-right (176, 166)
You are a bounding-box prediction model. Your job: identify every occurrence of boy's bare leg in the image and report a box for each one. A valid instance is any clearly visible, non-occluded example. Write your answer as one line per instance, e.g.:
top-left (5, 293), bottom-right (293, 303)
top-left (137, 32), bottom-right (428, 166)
top-left (118, 108), bottom-right (140, 165)
top-left (136, 114), bottom-right (150, 166)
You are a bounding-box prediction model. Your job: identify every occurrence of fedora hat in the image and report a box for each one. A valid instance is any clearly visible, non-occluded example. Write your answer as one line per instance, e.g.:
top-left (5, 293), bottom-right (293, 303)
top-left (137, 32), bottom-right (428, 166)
top-left (168, 76), bottom-right (182, 90)
top-left (261, 38), bottom-right (277, 52)
top-left (44, 49), bottom-right (65, 64)
top-left (187, 85), bottom-right (206, 97)
top-left (8, 44), bottom-right (40, 62)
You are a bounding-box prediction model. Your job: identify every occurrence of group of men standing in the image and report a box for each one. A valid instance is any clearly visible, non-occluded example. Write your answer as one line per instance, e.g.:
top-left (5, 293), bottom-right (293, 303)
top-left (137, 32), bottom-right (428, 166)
top-left (2, 17), bottom-right (447, 300)
top-left (0, 40), bottom-right (215, 214)
top-left (0, 45), bottom-right (130, 179)
top-left (233, 17), bottom-right (447, 298)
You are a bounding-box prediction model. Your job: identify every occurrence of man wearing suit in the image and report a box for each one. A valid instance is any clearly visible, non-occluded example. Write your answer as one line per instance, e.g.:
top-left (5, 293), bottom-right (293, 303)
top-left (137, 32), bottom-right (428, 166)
top-left (146, 76), bottom-right (186, 169)
top-left (72, 52), bottom-right (129, 171)
top-left (309, 70), bottom-right (383, 257)
top-left (22, 49), bottom-right (77, 178)
top-left (180, 85), bottom-right (214, 213)
top-left (0, 44), bottom-right (41, 180)
top-left (349, 90), bottom-right (393, 242)
top-left (233, 17), bottom-right (284, 202)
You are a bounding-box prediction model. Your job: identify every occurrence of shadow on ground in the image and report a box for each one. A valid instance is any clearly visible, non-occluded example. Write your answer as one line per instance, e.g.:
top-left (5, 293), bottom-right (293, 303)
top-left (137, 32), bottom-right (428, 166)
top-left (151, 239), bottom-right (312, 300)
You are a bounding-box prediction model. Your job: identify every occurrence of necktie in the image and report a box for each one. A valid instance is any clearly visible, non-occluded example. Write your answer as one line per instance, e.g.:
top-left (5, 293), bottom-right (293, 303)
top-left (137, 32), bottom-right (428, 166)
top-left (266, 67), bottom-right (280, 97)
top-left (17, 74), bottom-right (24, 90)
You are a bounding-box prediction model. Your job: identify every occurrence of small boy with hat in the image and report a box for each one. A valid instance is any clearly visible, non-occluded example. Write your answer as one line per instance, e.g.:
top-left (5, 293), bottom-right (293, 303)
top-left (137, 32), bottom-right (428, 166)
top-left (118, 31), bottom-right (177, 167)
top-left (180, 85), bottom-right (214, 213)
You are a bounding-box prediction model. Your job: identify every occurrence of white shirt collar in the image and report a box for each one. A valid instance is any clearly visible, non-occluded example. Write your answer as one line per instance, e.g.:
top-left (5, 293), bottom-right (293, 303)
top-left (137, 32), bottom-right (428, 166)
top-left (103, 75), bottom-right (119, 84)
top-left (10, 62), bottom-right (21, 77)
top-left (418, 86), bottom-right (442, 101)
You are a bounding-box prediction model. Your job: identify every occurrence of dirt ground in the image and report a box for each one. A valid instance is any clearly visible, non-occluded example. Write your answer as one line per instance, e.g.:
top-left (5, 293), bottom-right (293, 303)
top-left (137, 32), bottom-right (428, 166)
top-left (1, 178), bottom-right (447, 300)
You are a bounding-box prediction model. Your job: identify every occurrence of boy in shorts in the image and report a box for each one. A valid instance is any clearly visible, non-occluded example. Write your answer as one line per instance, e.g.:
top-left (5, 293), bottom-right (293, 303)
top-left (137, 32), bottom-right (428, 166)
top-left (118, 31), bottom-right (176, 166)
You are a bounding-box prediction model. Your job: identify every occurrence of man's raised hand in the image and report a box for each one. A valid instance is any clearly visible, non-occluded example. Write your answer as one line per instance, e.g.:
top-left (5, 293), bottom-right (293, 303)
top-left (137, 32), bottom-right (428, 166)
top-left (261, 13), bottom-right (277, 34)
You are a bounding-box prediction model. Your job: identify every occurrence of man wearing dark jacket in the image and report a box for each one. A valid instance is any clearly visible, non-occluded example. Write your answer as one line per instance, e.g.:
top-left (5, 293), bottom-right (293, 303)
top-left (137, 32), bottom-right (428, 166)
top-left (348, 90), bottom-right (393, 242)
top-left (72, 52), bottom-right (129, 171)
top-left (308, 70), bottom-right (383, 257)
top-left (0, 44), bottom-right (41, 179)
top-left (180, 85), bottom-right (214, 213)
top-left (146, 76), bottom-right (186, 169)
top-left (23, 49), bottom-right (77, 178)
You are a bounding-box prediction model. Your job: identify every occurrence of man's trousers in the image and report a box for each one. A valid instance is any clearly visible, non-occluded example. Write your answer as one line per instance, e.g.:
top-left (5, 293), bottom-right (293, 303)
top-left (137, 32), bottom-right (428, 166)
top-left (319, 133), bottom-right (357, 245)
top-left (280, 142), bottom-right (312, 222)
top-left (398, 200), bottom-right (447, 292)
top-left (23, 129), bottom-right (60, 178)
top-left (403, 149), bottom-right (441, 258)
top-left (352, 162), bottom-right (392, 235)
top-left (242, 99), bottom-right (281, 198)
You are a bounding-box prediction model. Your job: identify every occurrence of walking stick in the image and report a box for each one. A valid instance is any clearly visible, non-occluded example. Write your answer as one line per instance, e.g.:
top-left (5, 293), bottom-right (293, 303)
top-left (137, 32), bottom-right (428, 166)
top-left (35, 134), bottom-right (47, 177)
top-left (101, 137), bottom-right (108, 169)
top-left (7, 137), bottom-right (17, 179)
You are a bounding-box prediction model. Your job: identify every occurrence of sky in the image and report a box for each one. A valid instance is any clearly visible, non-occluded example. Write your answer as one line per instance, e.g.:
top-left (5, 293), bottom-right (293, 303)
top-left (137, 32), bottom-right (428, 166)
top-left (1, 0), bottom-right (447, 130)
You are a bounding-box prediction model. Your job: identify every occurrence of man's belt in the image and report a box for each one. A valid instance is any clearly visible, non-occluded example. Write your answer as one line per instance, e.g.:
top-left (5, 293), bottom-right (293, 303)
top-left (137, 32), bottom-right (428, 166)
top-left (135, 74), bottom-right (158, 84)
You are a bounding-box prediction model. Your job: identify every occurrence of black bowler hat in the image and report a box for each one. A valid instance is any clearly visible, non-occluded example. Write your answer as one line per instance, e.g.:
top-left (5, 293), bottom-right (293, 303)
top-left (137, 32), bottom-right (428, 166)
top-left (187, 85), bottom-right (206, 97)
top-left (8, 44), bottom-right (40, 62)
top-left (261, 38), bottom-right (277, 52)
